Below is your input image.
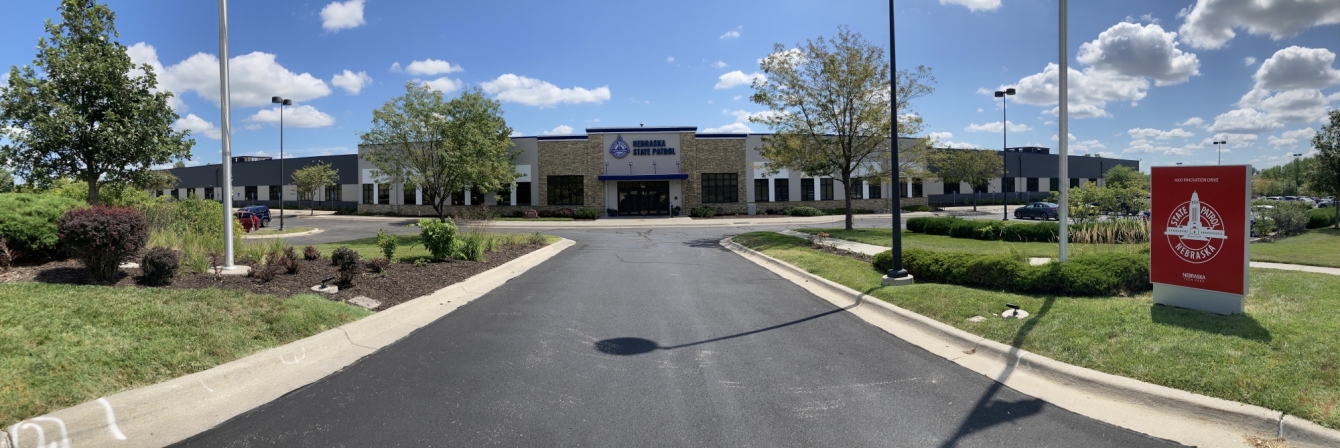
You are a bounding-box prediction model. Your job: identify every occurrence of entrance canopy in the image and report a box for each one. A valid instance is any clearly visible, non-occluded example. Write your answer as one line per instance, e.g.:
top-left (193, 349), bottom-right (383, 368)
top-left (597, 174), bottom-right (689, 181)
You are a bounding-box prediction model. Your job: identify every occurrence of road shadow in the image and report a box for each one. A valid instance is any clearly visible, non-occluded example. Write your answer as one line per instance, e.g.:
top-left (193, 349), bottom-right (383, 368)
top-left (936, 296), bottom-right (1056, 448)
top-left (682, 237), bottom-right (731, 251)
top-left (1149, 304), bottom-right (1272, 342)
top-left (594, 305), bottom-right (853, 356)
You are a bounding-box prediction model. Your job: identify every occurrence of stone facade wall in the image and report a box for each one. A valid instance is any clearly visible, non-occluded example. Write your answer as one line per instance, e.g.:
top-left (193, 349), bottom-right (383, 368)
top-left (536, 138), bottom-right (603, 207)
top-left (683, 135), bottom-right (747, 209)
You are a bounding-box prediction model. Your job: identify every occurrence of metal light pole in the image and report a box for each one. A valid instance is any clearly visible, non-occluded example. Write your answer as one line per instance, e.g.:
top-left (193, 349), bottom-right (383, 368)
top-left (1214, 140), bottom-right (1226, 165)
top-left (995, 88), bottom-right (1015, 220)
top-left (884, 0), bottom-right (911, 285)
top-left (271, 96), bottom-right (291, 230)
top-left (217, 0), bottom-right (235, 268)
top-left (1292, 153), bottom-right (1303, 191)
top-left (1058, 0), bottom-right (1070, 262)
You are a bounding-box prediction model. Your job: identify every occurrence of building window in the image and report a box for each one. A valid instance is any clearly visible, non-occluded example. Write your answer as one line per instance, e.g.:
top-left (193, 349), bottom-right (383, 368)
top-left (204, 187), bottom-right (215, 200)
top-left (378, 183), bottom-right (391, 204)
top-left (820, 178), bottom-right (834, 200)
top-left (244, 186), bottom-right (257, 200)
top-left (269, 186), bottom-right (281, 201)
top-left (469, 188), bottom-right (485, 205)
top-left (186, 188), bottom-right (196, 199)
top-left (754, 179), bottom-right (768, 202)
top-left (170, 189), bottom-right (180, 200)
top-left (326, 186), bottom-right (343, 202)
top-left (801, 178), bottom-right (815, 201)
top-left (1027, 178), bottom-right (1039, 192)
top-left (944, 182), bottom-right (961, 195)
top-left (912, 178), bottom-right (923, 198)
top-left (516, 182), bottom-right (532, 206)
top-left (774, 179), bottom-right (790, 202)
top-left (1050, 178), bottom-right (1060, 192)
top-left (848, 179), bottom-right (864, 199)
top-left (1070, 178), bottom-right (1081, 189)
top-left (362, 184), bottom-right (374, 204)
top-left (404, 184), bottom-right (416, 205)
top-left (495, 185), bottom-right (511, 205)
top-left (547, 175), bottom-right (585, 206)
top-left (1003, 177), bottom-right (1016, 193)
top-left (869, 183), bottom-right (882, 199)
top-left (451, 190), bottom-right (466, 205)
top-left (701, 173), bottom-right (739, 204)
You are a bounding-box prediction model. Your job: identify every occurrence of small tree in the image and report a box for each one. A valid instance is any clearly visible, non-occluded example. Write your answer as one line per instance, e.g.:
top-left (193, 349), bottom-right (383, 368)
top-left (1308, 109), bottom-right (1340, 229)
top-left (0, 0), bottom-right (192, 204)
top-left (292, 162), bottom-right (339, 215)
top-left (1103, 165), bottom-right (1148, 191)
top-left (750, 26), bottom-right (936, 230)
top-left (360, 83), bottom-right (517, 222)
top-left (931, 150), bottom-right (1003, 211)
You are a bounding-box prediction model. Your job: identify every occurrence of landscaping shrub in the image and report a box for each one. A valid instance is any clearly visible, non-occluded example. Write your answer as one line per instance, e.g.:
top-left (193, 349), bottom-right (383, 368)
top-left (254, 265), bottom-right (278, 283)
top-left (555, 208), bottom-right (575, 218)
top-left (459, 236), bottom-right (485, 261)
top-left (1307, 208), bottom-right (1338, 229)
top-left (140, 247), bottom-right (180, 286)
top-left (872, 250), bottom-right (893, 272)
top-left (376, 229), bottom-right (398, 260)
top-left (919, 217), bottom-right (960, 236)
top-left (303, 245), bottom-right (321, 261)
top-left (418, 218), bottom-right (458, 260)
top-left (948, 220), bottom-right (995, 239)
top-left (367, 257), bottom-right (390, 274)
top-left (901, 205), bottom-right (934, 212)
top-left (1262, 201), bottom-right (1311, 237)
top-left (1070, 220), bottom-right (1150, 244)
top-left (574, 208), bottom-right (601, 220)
top-left (334, 247), bottom-right (361, 284)
top-left (526, 232), bottom-right (547, 245)
top-left (999, 221), bottom-right (1059, 242)
top-left (782, 206), bottom-right (824, 217)
top-left (139, 198), bottom-right (243, 274)
top-left (897, 248), bottom-right (1149, 296)
top-left (58, 206), bottom-right (149, 282)
top-left (0, 193), bottom-right (85, 261)
top-left (689, 206), bottom-right (716, 218)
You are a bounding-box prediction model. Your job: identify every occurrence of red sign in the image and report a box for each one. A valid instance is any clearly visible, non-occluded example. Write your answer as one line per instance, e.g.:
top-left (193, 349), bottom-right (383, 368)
top-left (1150, 166), bottom-right (1251, 295)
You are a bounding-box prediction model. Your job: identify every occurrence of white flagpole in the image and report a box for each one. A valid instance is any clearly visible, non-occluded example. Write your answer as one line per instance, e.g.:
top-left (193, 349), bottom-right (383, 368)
top-left (218, 0), bottom-right (235, 268)
top-left (1058, 0), bottom-right (1070, 262)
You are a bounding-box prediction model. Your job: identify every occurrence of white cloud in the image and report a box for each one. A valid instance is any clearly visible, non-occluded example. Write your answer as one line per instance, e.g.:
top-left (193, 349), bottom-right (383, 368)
top-left (389, 62), bottom-right (403, 73)
top-left (938, 0), bottom-right (1001, 12)
top-left (928, 131), bottom-right (954, 141)
top-left (320, 0), bottom-right (366, 32)
top-left (1201, 133), bottom-right (1258, 149)
top-left (1177, 117), bottom-right (1206, 127)
top-left (480, 74), bottom-right (610, 108)
top-left (245, 105), bottom-right (336, 128)
top-left (1269, 127), bottom-right (1318, 149)
top-left (418, 77), bottom-right (463, 93)
top-left (975, 87), bottom-right (993, 96)
top-left (510, 130), bottom-right (523, 137)
top-left (1076, 22), bottom-right (1200, 86)
top-left (1252, 46), bottom-right (1340, 91)
top-left (1208, 108), bottom-right (1280, 134)
top-left (1178, 0), bottom-right (1340, 49)
top-left (711, 61), bottom-right (728, 69)
top-left (965, 121), bottom-right (1032, 133)
top-left (404, 59), bottom-right (464, 76)
top-left (1242, 88), bottom-right (1332, 124)
top-left (703, 123), bottom-right (752, 133)
top-left (720, 30), bottom-right (740, 40)
top-left (331, 70), bottom-right (372, 95)
top-left (703, 109), bottom-right (782, 133)
top-left (715, 70), bottom-right (766, 89)
top-left (542, 125), bottom-right (574, 135)
top-left (978, 108), bottom-right (985, 113)
top-left (666, 56), bottom-right (675, 63)
top-left (1127, 127), bottom-right (1194, 140)
top-left (733, 95), bottom-right (743, 101)
top-left (171, 114), bottom-right (221, 139)
top-left (1244, 57), bottom-right (1257, 66)
top-left (127, 43), bottom-right (331, 108)
top-left (1008, 63), bottom-right (1148, 119)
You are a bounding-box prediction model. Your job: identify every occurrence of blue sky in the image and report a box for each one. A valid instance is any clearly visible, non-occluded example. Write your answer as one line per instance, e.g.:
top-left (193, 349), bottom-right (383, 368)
top-left (2, 0), bottom-right (1338, 172)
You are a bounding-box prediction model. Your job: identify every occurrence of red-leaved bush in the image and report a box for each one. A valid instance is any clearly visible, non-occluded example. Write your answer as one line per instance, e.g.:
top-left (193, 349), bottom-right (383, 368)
top-left (58, 206), bottom-right (149, 282)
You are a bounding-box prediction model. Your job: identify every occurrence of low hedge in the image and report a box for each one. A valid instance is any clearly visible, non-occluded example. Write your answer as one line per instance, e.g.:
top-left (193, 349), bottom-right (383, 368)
top-left (874, 248), bottom-right (1150, 296)
top-left (1308, 208), bottom-right (1338, 229)
top-left (573, 208), bottom-right (601, 220)
top-left (782, 206), bottom-right (824, 217)
top-left (689, 206), bottom-right (716, 218)
top-left (0, 193), bottom-right (85, 261)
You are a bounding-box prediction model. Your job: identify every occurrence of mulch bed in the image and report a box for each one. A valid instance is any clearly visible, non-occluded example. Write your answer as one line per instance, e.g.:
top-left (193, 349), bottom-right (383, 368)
top-left (0, 244), bottom-right (546, 311)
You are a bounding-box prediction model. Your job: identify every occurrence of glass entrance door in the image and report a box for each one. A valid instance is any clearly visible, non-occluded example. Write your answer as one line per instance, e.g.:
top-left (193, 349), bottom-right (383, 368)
top-left (616, 181), bottom-right (670, 216)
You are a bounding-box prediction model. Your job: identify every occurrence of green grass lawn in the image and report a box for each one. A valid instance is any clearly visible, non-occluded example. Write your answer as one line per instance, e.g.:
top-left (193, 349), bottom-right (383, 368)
top-left (734, 231), bottom-right (1340, 430)
top-left (308, 232), bottom-right (559, 263)
top-left (1250, 228), bottom-right (1340, 268)
top-left (0, 284), bottom-right (371, 427)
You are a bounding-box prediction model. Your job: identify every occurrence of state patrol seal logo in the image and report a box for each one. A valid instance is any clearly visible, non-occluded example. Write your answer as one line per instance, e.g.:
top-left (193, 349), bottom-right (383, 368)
top-left (1163, 191), bottom-right (1228, 264)
top-left (609, 135), bottom-right (630, 159)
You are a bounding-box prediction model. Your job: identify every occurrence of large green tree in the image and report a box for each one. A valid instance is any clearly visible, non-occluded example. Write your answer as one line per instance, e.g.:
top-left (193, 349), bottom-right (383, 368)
top-left (360, 83), bottom-right (517, 222)
top-left (750, 26), bottom-right (936, 230)
top-left (0, 166), bottom-right (14, 193)
top-left (292, 162), bottom-right (339, 215)
top-left (930, 149), bottom-right (1003, 211)
top-left (0, 0), bottom-right (192, 205)
top-left (1308, 109), bottom-right (1340, 229)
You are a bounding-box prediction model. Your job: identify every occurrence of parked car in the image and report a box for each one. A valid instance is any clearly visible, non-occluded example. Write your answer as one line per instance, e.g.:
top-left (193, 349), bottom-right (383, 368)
top-left (238, 205), bottom-right (271, 227)
top-left (1014, 202), bottom-right (1059, 220)
top-left (234, 210), bottom-right (261, 233)
top-left (1320, 199), bottom-right (1334, 208)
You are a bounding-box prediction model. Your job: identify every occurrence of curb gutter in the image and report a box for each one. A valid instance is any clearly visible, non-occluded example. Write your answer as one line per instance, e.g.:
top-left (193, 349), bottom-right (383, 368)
top-left (5, 239), bottom-right (575, 448)
top-left (722, 237), bottom-right (1340, 448)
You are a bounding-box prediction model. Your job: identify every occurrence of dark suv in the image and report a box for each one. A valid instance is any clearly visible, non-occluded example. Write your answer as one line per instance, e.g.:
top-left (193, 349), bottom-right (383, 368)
top-left (239, 205), bottom-right (271, 227)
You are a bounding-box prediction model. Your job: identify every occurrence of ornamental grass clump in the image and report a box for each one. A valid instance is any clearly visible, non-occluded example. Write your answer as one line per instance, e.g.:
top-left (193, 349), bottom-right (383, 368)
top-left (58, 206), bottom-right (148, 282)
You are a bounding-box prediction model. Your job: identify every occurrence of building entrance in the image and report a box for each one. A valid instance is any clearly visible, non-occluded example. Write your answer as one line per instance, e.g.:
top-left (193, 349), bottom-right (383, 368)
top-left (616, 181), bottom-right (669, 216)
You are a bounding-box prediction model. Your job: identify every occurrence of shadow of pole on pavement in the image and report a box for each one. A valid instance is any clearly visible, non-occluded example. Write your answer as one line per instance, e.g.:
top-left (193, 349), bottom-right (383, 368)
top-left (593, 304), bottom-right (856, 356)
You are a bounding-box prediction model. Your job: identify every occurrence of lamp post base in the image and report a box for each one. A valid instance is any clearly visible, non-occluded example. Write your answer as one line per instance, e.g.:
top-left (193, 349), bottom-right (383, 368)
top-left (882, 274), bottom-right (915, 287)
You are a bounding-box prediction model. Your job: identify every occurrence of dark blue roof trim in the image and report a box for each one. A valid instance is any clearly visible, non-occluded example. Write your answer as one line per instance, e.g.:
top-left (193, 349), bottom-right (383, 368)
top-left (694, 134), bottom-right (748, 139)
top-left (536, 135), bottom-right (589, 141)
top-left (597, 174), bottom-right (690, 181)
top-left (586, 126), bottom-right (698, 133)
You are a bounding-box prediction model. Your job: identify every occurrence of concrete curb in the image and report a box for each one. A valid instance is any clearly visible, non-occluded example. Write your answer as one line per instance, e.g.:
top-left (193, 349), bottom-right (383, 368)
top-left (5, 239), bottom-right (575, 448)
top-left (721, 237), bottom-right (1340, 448)
top-left (240, 228), bottom-right (324, 239)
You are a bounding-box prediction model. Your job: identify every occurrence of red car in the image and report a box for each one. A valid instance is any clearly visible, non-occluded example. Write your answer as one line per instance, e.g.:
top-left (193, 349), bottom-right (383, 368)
top-left (234, 210), bottom-right (261, 233)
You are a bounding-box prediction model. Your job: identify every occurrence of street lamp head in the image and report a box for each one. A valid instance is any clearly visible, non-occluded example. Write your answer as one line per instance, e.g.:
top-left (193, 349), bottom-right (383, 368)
top-left (994, 91), bottom-right (1004, 98)
top-left (282, 99), bottom-right (292, 106)
top-left (1005, 88), bottom-right (1016, 95)
top-left (1214, 140), bottom-right (1226, 145)
top-left (271, 96), bottom-right (283, 104)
